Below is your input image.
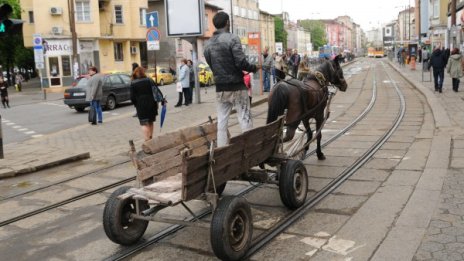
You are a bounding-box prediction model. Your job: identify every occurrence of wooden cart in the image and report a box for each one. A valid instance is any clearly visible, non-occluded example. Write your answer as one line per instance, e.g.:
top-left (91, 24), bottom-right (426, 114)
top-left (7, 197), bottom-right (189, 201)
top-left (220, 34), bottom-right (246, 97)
top-left (103, 116), bottom-right (309, 261)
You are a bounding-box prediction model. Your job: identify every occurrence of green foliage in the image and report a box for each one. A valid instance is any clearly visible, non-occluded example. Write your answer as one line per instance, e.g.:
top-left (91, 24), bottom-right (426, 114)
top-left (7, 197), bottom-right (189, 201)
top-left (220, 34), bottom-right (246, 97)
top-left (0, 0), bottom-right (21, 18)
top-left (274, 16), bottom-right (287, 50)
top-left (299, 20), bottom-right (327, 50)
top-left (0, 0), bottom-right (34, 77)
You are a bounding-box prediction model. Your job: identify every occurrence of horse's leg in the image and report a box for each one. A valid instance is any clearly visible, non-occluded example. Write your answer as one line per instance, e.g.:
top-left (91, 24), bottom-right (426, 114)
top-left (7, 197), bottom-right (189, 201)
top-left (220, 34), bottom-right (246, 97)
top-left (302, 119), bottom-right (312, 153)
top-left (315, 117), bottom-right (326, 160)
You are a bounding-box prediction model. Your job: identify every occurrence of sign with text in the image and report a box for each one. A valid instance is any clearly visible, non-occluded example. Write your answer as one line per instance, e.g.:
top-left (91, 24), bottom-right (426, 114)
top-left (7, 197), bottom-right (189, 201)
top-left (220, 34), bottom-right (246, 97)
top-left (33, 34), bottom-right (44, 69)
top-left (276, 42), bottom-right (283, 54)
top-left (165, 0), bottom-right (204, 37)
top-left (43, 39), bottom-right (72, 56)
top-left (146, 28), bottom-right (161, 50)
top-left (247, 32), bottom-right (261, 64)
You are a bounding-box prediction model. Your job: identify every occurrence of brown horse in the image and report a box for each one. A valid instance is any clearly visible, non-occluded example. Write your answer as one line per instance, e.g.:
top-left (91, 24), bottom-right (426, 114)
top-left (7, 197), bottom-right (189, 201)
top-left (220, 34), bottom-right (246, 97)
top-left (266, 55), bottom-right (348, 160)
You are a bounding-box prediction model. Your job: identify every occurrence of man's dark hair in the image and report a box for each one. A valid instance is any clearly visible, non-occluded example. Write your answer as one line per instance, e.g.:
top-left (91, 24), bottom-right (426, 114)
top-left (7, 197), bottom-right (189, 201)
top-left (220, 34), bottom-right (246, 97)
top-left (89, 66), bottom-right (98, 73)
top-left (213, 12), bottom-right (229, 29)
top-left (132, 63), bottom-right (139, 72)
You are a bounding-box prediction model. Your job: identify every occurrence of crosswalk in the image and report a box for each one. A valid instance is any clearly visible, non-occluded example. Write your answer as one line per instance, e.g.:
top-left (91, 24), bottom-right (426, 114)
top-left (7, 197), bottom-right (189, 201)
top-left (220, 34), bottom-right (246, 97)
top-left (1, 118), bottom-right (43, 138)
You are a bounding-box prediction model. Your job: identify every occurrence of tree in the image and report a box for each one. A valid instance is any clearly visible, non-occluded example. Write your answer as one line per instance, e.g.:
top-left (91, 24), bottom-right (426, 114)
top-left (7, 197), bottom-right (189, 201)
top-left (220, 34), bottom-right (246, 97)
top-left (299, 20), bottom-right (327, 51)
top-left (0, 0), bottom-right (34, 83)
top-left (274, 16), bottom-right (287, 51)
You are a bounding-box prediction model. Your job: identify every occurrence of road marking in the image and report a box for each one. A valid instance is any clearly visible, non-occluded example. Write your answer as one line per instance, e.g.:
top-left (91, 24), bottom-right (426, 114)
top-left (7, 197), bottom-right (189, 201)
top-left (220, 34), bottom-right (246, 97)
top-left (32, 134), bottom-right (43, 138)
top-left (111, 113), bottom-right (119, 116)
top-left (18, 128), bottom-right (28, 131)
top-left (25, 131), bottom-right (36, 135)
top-left (6, 122), bottom-right (14, 126)
top-left (12, 126), bottom-right (22, 129)
top-left (1, 119), bottom-right (9, 123)
top-left (1, 118), bottom-right (42, 139)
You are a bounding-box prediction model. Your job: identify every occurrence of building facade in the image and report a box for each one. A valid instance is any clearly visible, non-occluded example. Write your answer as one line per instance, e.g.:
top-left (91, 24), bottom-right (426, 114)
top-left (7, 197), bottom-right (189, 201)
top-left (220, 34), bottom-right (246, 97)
top-left (21, 0), bottom-right (147, 88)
top-left (259, 10), bottom-right (275, 54)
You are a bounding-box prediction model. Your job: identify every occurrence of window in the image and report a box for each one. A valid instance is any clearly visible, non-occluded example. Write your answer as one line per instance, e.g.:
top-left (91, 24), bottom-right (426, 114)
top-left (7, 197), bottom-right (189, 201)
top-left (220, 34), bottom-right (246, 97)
top-left (120, 74), bottom-right (130, 84)
top-left (139, 8), bottom-right (147, 26)
top-left (28, 11), bottom-right (34, 23)
top-left (109, 75), bottom-right (124, 84)
top-left (62, 56), bottom-right (71, 76)
top-left (75, 0), bottom-right (91, 22)
top-left (241, 8), bottom-right (247, 17)
top-left (114, 42), bottom-right (124, 61)
top-left (114, 5), bottom-right (123, 24)
top-left (233, 6), bottom-right (239, 16)
top-left (433, 0), bottom-right (439, 18)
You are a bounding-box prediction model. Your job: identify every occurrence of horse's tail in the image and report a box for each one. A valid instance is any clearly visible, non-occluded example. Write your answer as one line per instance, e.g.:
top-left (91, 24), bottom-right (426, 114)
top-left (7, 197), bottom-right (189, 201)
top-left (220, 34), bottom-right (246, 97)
top-left (267, 83), bottom-right (289, 124)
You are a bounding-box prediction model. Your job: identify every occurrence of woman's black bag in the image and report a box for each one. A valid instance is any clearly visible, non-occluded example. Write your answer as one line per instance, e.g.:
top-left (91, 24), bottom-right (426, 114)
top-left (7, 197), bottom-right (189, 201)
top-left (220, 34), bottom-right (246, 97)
top-left (88, 106), bottom-right (96, 124)
top-left (149, 78), bottom-right (164, 102)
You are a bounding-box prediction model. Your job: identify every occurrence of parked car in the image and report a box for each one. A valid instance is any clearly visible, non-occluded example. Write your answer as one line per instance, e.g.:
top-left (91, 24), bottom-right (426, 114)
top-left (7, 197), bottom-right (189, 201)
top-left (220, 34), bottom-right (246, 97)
top-left (146, 67), bottom-right (174, 86)
top-left (64, 73), bottom-right (132, 112)
top-left (198, 63), bottom-right (214, 86)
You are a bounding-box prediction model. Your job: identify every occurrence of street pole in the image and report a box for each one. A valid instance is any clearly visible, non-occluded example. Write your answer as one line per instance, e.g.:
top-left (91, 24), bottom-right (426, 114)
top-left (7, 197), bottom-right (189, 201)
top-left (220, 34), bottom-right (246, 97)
top-left (68, 0), bottom-right (79, 78)
top-left (190, 39), bottom-right (201, 104)
top-left (0, 113), bottom-right (3, 159)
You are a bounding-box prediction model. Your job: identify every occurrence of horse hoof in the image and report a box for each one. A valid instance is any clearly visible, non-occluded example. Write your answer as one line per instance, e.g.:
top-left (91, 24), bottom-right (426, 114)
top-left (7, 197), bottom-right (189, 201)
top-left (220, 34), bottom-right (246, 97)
top-left (317, 154), bottom-right (326, 160)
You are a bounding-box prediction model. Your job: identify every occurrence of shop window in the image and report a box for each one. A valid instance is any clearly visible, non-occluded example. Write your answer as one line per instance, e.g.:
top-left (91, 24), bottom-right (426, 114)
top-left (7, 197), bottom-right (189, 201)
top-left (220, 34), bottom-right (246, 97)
top-left (114, 42), bottom-right (124, 61)
top-left (115, 5), bottom-right (123, 24)
top-left (62, 56), bottom-right (71, 76)
top-left (76, 0), bottom-right (91, 22)
top-left (49, 57), bottom-right (60, 77)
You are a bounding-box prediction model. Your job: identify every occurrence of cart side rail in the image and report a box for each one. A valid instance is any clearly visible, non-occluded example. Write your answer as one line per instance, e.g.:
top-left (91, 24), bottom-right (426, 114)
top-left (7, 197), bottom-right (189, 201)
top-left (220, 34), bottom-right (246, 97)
top-left (181, 116), bottom-right (284, 201)
top-left (135, 123), bottom-right (217, 186)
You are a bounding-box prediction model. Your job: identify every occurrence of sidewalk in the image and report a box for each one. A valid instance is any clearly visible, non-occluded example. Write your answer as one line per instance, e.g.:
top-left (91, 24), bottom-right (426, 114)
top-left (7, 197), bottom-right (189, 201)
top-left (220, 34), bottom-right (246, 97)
top-left (380, 60), bottom-right (464, 260)
top-left (0, 87), bottom-right (269, 178)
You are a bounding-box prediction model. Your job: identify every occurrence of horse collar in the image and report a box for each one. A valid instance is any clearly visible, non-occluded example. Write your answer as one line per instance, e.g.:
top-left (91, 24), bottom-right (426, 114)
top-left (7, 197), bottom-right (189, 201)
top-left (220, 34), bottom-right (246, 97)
top-left (314, 71), bottom-right (327, 87)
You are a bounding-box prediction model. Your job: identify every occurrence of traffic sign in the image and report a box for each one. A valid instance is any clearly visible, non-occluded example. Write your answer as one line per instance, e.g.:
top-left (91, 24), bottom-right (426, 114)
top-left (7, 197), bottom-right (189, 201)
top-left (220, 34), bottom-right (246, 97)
top-left (146, 28), bottom-right (160, 41)
top-left (33, 34), bottom-right (42, 46)
top-left (145, 11), bottom-right (159, 28)
top-left (147, 40), bottom-right (160, 51)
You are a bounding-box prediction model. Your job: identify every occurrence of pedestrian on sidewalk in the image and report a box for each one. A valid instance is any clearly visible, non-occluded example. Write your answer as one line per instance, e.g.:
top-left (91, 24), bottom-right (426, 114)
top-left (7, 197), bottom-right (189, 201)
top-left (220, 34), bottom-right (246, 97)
top-left (400, 49), bottom-right (406, 67)
top-left (204, 11), bottom-right (261, 147)
top-left (289, 49), bottom-right (301, 78)
top-left (132, 63), bottom-right (139, 118)
top-left (0, 77), bottom-right (10, 108)
top-left (130, 67), bottom-right (160, 141)
top-left (187, 60), bottom-right (195, 104)
top-left (446, 48), bottom-right (463, 92)
top-left (174, 59), bottom-right (190, 107)
top-left (85, 66), bottom-right (104, 124)
top-left (271, 52), bottom-right (277, 85)
top-left (14, 73), bottom-right (23, 92)
top-left (262, 47), bottom-right (273, 92)
top-left (428, 45), bottom-right (446, 93)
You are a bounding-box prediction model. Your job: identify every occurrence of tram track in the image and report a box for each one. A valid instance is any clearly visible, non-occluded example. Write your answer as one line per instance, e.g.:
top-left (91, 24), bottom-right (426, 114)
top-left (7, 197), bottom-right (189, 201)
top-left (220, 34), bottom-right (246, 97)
top-left (244, 61), bottom-right (406, 258)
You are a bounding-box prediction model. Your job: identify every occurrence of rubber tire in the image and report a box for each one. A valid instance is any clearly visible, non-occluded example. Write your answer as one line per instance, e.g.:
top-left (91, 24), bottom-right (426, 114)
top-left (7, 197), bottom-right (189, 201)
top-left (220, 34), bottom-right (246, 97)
top-left (106, 95), bottom-right (116, 110)
top-left (74, 106), bottom-right (86, 112)
top-left (159, 79), bottom-right (164, 86)
top-left (103, 186), bottom-right (149, 246)
top-left (279, 160), bottom-right (308, 210)
top-left (211, 196), bottom-right (252, 261)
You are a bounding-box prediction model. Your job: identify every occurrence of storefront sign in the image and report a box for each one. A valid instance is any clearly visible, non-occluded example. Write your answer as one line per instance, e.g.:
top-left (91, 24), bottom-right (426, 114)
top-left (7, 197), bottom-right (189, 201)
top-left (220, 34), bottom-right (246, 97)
top-left (44, 39), bottom-right (72, 56)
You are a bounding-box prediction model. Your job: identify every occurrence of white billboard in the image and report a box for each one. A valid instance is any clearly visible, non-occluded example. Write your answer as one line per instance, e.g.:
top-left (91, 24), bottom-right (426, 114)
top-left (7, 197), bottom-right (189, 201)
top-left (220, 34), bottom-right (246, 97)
top-left (166, 0), bottom-right (204, 37)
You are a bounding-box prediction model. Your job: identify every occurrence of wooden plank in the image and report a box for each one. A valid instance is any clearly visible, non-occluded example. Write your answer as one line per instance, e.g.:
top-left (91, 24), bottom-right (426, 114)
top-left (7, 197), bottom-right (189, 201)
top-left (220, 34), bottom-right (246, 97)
top-left (144, 173), bottom-right (182, 193)
top-left (183, 156), bottom-right (244, 201)
top-left (142, 123), bottom-right (216, 154)
top-left (137, 133), bottom-right (216, 183)
top-left (129, 188), bottom-right (182, 205)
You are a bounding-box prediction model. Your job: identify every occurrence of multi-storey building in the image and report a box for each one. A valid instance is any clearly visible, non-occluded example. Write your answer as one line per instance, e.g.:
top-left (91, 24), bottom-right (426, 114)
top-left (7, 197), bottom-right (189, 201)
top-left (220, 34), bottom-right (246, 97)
top-left (21, 0), bottom-right (147, 88)
top-left (259, 10), bottom-right (275, 54)
top-left (397, 7), bottom-right (415, 45)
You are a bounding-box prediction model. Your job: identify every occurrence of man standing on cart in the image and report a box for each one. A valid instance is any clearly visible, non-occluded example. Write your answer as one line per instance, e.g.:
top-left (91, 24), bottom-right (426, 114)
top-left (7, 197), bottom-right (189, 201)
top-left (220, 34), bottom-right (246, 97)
top-left (204, 12), bottom-right (261, 147)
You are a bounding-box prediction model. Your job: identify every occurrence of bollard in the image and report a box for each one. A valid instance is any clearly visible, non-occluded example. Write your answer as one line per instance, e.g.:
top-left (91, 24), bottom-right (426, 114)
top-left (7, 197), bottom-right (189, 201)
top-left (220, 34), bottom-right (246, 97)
top-left (0, 114), bottom-right (3, 159)
top-left (43, 89), bottom-right (47, 100)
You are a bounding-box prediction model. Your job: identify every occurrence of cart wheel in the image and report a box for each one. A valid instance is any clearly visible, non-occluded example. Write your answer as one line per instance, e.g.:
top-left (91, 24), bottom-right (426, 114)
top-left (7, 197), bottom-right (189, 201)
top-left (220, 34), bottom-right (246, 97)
top-left (279, 160), bottom-right (308, 209)
top-left (211, 196), bottom-right (252, 261)
top-left (103, 186), bottom-right (149, 246)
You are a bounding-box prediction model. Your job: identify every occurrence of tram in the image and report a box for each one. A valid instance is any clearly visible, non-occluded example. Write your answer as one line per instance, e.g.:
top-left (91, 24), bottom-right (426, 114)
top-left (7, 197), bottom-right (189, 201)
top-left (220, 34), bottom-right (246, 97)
top-left (319, 45), bottom-right (340, 59)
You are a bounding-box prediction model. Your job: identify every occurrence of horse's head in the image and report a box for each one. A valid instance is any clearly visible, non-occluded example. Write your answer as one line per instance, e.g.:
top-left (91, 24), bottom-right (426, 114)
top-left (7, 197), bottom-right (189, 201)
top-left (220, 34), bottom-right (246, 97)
top-left (320, 55), bottom-right (348, 92)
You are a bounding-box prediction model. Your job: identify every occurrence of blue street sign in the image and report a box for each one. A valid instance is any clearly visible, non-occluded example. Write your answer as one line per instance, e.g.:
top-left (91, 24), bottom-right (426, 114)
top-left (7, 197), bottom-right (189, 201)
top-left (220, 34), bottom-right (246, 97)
top-left (146, 28), bottom-right (160, 41)
top-left (145, 11), bottom-right (159, 28)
